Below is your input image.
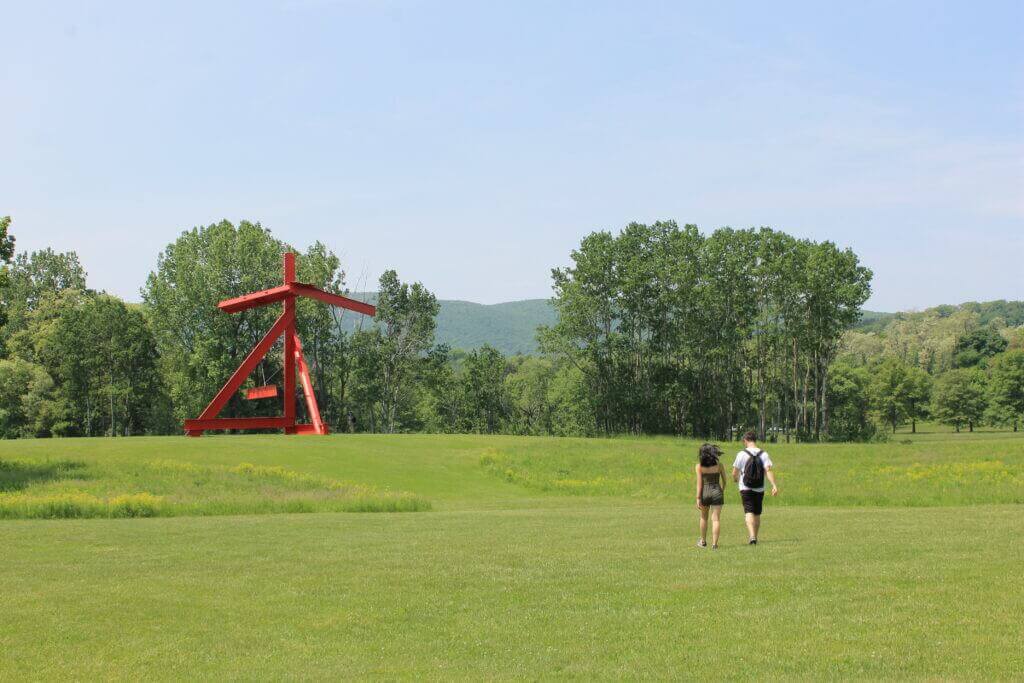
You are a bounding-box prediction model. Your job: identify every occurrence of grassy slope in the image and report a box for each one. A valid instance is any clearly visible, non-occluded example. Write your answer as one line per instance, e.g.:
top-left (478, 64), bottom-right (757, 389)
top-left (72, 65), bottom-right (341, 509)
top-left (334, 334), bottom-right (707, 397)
top-left (2, 432), bottom-right (1024, 679)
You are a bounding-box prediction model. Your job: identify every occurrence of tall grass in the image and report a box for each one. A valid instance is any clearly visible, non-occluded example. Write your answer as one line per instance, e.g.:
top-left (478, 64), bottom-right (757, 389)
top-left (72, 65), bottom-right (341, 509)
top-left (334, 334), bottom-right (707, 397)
top-left (0, 492), bottom-right (163, 519)
top-left (0, 458), bottom-right (430, 519)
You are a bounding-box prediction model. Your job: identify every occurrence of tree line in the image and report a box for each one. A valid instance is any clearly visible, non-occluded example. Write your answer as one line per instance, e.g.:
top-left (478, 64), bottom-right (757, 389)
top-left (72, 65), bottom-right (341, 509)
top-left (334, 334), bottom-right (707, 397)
top-left (833, 311), bottom-right (1024, 437)
top-left (1, 215), bottom-right (1022, 440)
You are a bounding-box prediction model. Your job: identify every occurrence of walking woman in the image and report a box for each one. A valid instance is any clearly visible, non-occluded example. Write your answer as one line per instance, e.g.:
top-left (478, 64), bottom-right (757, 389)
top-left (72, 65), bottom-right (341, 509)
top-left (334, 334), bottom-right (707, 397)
top-left (695, 443), bottom-right (726, 549)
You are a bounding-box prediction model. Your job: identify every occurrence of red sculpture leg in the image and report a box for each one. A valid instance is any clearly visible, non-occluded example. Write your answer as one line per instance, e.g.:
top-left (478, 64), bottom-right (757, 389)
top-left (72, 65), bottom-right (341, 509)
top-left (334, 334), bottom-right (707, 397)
top-left (292, 333), bottom-right (327, 435)
top-left (183, 308), bottom-right (295, 436)
top-left (283, 253), bottom-right (297, 434)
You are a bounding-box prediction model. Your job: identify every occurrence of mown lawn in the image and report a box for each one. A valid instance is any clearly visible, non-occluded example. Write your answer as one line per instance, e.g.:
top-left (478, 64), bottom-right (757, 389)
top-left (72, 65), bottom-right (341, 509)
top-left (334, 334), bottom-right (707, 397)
top-left (2, 433), bottom-right (1023, 679)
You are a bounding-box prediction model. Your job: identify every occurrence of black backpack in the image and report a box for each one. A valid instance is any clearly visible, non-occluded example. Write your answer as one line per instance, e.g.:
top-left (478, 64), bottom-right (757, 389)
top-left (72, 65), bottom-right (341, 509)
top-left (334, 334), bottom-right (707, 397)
top-left (742, 448), bottom-right (765, 488)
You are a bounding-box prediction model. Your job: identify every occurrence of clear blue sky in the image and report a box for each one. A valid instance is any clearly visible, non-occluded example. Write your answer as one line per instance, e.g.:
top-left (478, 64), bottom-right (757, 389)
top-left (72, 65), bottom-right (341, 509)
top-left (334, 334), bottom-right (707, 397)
top-left (3, 1), bottom-right (1021, 310)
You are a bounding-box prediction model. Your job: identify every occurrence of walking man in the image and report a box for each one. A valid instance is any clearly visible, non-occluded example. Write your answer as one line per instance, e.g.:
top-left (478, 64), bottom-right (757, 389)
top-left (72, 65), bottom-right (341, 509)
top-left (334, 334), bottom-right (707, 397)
top-left (732, 430), bottom-right (779, 545)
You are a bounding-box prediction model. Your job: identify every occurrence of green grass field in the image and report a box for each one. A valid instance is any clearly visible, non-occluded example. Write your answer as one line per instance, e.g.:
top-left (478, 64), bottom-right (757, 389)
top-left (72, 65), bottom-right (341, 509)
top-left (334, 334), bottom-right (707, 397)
top-left (2, 431), bottom-right (1023, 679)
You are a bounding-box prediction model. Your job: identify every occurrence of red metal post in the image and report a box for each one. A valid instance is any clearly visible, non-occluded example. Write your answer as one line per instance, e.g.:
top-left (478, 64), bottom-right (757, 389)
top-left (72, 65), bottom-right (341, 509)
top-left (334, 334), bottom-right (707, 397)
top-left (293, 333), bottom-right (326, 435)
top-left (282, 253), bottom-right (297, 434)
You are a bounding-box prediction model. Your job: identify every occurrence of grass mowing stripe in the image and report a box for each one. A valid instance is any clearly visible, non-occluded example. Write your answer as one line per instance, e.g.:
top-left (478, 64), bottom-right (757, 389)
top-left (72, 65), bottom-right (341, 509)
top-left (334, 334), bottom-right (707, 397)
top-left (2, 504), bottom-right (1022, 679)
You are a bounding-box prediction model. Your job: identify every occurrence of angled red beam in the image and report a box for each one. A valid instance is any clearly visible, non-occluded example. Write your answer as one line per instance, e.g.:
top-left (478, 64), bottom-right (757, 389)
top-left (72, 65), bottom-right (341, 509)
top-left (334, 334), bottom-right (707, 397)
top-left (289, 283), bottom-right (376, 316)
top-left (184, 416), bottom-right (293, 432)
top-left (292, 424), bottom-right (321, 435)
top-left (190, 308), bottom-right (295, 426)
top-left (292, 333), bottom-right (326, 435)
top-left (218, 284), bottom-right (293, 314)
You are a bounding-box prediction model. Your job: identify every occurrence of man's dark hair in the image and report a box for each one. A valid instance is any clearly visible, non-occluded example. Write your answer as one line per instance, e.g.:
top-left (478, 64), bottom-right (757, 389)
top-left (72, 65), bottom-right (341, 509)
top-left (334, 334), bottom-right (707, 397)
top-left (742, 430), bottom-right (757, 443)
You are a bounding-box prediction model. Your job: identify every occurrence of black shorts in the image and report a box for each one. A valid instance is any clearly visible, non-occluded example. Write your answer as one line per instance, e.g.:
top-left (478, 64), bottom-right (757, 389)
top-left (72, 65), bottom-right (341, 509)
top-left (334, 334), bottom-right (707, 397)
top-left (741, 490), bottom-right (764, 515)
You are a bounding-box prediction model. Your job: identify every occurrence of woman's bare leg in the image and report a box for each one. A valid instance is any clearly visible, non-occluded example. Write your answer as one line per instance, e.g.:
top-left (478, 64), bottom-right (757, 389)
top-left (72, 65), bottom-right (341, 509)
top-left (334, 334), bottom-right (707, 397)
top-left (710, 505), bottom-right (722, 546)
top-left (699, 505), bottom-right (709, 543)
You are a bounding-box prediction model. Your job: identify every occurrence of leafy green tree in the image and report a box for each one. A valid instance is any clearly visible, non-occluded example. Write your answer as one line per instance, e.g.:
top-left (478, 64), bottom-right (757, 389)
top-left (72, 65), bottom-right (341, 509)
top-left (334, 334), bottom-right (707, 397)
top-left (32, 291), bottom-right (169, 436)
top-left (826, 361), bottom-right (876, 441)
top-left (459, 345), bottom-right (508, 433)
top-left (0, 246), bottom-right (86, 354)
top-left (546, 363), bottom-right (595, 436)
top-left (143, 221), bottom-right (287, 424)
top-left (986, 350), bottom-right (1024, 431)
top-left (542, 222), bottom-right (871, 440)
top-left (0, 357), bottom-right (57, 437)
top-left (414, 345), bottom-right (460, 433)
top-left (931, 369), bottom-right (987, 433)
top-left (374, 270), bottom-right (439, 433)
top-left (505, 356), bottom-right (555, 435)
top-left (868, 358), bottom-right (932, 433)
top-left (903, 366), bottom-right (933, 434)
top-left (869, 358), bottom-right (909, 433)
top-left (954, 326), bottom-right (1008, 368)
top-left (347, 328), bottom-right (385, 432)
top-left (804, 240), bottom-right (873, 439)
top-left (0, 216), bottom-right (16, 333)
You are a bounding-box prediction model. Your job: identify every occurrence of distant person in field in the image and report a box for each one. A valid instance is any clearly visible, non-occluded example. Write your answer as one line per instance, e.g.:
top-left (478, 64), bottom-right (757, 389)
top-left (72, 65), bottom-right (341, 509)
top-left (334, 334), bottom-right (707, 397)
top-left (732, 430), bottom-right (779, 545)
top-left (695, 443), bottom-right (726, 549)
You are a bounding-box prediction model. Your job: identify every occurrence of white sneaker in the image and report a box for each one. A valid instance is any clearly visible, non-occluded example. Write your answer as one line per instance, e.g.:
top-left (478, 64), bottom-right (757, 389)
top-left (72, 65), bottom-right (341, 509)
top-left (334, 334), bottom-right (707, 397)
top-left (697, 539), bottom-right (707, 548)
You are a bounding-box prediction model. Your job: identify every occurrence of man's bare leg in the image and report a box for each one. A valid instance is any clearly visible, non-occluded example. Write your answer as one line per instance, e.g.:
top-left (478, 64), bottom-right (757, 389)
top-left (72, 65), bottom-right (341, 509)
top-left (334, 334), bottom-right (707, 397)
top-left (745, 512), bottom-right (761, 541)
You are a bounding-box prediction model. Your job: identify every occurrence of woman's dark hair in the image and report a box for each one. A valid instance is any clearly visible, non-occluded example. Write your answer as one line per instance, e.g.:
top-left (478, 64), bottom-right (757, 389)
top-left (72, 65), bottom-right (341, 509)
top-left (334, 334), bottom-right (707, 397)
top-left (699, 443), bottom-right (722, 467)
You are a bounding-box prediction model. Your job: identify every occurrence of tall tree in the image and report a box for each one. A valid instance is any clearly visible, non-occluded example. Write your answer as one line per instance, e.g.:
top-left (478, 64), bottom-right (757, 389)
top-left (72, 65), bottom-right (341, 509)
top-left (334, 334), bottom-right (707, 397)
top-left (0, 357), bottom-right (56, 438)
top-left (868, 358), bottom-right (932, 434)
top-left (144, 221), bottom-right (293, 424)
top-left (903, 366), bottom-right (933, 434)
top-left (32, 291), bottom-right (169, 436)
top-left (0, 246), bottom-right (86, 353)
top-left (931, 369), bottom-right (987, 433)
top-left (374, 270), bottom-right (439, 433)
top-left (0, 216), bottom-right (17, 334)
top-left (826, 361), bottom-right (875, 441)
top-left (802, 241), bottom-right (873, 440)
top-left (953, 326), bottom-right (1008, 368)
top-left (869, 358), bottom-right (911, 433)
top-left (542, 222), bottom-right (871, 440)
top-left (986, 350), bottom-right (1024, 431)
top-left (459, 345), bottom-right (508, 433)
top-left (505, 356), bottom-right (555, 435)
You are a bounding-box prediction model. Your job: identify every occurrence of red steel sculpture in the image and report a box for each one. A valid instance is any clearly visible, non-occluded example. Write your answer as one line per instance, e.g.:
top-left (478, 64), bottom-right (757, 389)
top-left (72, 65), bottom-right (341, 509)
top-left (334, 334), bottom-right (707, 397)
top-left (183, 252), bottom-right (375, 436)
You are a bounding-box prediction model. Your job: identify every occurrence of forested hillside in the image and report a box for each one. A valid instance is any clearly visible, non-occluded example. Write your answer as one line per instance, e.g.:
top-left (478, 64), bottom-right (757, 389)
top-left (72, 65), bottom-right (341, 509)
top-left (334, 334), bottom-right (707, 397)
top-left (335, 295), bottom-right (555, 355)
top-left (853, 301), bottom-right (1024, 334)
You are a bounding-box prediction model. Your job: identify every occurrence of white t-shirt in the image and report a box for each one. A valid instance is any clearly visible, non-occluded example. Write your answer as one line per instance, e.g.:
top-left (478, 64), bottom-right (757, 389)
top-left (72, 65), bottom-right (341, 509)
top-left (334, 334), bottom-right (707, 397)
top-left (733, 448), bottom-right (773, 492)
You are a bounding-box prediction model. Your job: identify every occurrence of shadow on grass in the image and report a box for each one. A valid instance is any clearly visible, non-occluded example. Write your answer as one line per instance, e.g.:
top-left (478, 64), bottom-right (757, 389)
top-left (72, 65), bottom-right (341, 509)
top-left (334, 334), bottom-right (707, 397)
top-left (0, 459), bottom-right (88, 493)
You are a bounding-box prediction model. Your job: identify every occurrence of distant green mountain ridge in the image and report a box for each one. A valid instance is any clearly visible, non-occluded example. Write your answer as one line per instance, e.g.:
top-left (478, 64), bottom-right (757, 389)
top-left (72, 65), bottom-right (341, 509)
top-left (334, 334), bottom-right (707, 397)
top-left (336, 295), bottom-right (556, 355)
top-left (335, 296), bottom-right (1022, 355)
